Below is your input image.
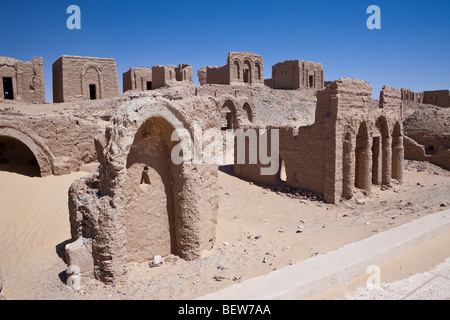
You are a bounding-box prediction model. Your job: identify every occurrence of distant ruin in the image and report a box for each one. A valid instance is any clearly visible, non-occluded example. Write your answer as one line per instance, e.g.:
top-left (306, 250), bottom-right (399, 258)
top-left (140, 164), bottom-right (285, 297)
top-left (0, 56), bottom-right (45, 103)
top-left (198, 52), bottom-right (264, 85)
top-left (123, 67), bottom-right (153, 92)
top-left (401, 88), bottom-right (449, 108)
top-left (152, 63), bottom-right (193, 89)
top-left (423, 90), bottom-right (449, 108)
top-left (52, 55), bottom-right (120, 103)
top-left (271, 60), bottom-right (324, 89)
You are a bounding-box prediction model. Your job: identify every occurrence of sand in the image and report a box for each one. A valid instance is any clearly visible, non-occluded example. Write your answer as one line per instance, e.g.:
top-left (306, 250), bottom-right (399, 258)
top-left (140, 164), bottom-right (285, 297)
top-left (0, 160), bottom-right (449, 300)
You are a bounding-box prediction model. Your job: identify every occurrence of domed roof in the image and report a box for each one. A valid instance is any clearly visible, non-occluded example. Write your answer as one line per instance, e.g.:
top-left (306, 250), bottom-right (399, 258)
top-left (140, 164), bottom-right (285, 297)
top-left (0, 56), bottom-right (21, 65)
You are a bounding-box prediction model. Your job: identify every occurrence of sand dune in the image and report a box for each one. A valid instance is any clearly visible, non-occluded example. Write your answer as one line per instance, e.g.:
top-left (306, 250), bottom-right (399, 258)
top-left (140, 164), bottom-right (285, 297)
top-left (0, 170), bottom-right (88, 298)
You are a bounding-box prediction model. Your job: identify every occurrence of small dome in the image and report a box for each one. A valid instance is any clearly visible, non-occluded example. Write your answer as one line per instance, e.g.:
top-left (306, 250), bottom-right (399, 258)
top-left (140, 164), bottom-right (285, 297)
top-left (0, 56), bottom-right (21, 65)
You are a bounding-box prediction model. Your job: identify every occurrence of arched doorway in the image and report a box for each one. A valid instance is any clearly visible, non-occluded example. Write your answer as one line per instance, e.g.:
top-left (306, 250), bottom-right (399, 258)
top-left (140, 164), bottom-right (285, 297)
top-left (355, 122), bottom-right (371, 194)
top-left (255, 62), bottom-right (262, 81)
top-left (243, 103), bottom-right (253, 123)
top-left (391, 122), bottom-right (403, 183)
top-left (376, 116), bottom-right (391, 186)
top-left (0, 135), bottom-right (41, 177)
top-left (221, 100), bottom-right (236, 130)
top-left (342, 132), bottom-right (354, 199)
top-left (243, 60), bottom-right (252, 83)
top-left (234, 61), bottom-right (240, 81)
top-left (124, 117), bottom-right (176, 263)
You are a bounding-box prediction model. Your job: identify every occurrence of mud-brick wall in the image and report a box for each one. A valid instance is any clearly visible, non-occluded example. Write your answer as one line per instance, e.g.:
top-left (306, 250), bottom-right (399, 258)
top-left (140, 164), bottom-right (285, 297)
top-left (0, 113), bottom-right (103, 175)
top-left (53, 56), bottom-right (119, 103)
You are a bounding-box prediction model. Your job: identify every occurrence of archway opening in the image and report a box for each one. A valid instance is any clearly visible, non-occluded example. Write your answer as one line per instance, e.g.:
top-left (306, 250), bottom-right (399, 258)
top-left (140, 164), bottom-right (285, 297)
top-left (234, 61), bottom-right (240, 80)
top-left (255, 62), bottom-right (262, 80)
top-left (243, 60), bottom-right (251, 83)
top-left (124, 117), bottom-right (177, 263)
top-left (243, 103), bottom-right (253, 123)
top-left (0, 135), bottom-right (41, 177)
top-left (355, 122), bottom-right (370, 193)
top-left (221, 101), bottom-right (236, 130)
top-left (371, 136), bottom-right (381, 185)
top-left (376, 116), bottom-right (391, 186)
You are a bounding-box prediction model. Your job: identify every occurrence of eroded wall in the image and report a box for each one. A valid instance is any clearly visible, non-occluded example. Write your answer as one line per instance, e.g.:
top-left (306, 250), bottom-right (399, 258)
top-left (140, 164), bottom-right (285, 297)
top-left (272, 60), bottom-right (324, 90)
top-left (67, 96), bottom-right (220, 284)
top-left (123, 67), bottom-right (153, 92)
top-left (0, 57), bottom-right (45, 103)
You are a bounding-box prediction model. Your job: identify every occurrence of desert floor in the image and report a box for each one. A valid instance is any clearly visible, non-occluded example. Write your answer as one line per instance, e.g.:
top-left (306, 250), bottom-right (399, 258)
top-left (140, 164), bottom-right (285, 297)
top-left (0, 160), bottom-right (449, 300)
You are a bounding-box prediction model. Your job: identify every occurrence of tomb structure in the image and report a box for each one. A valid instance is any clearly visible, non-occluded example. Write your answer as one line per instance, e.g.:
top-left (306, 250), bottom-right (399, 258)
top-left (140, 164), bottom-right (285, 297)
top-left (0, 56), bottom-right (45, 103)
top-left (52, 55), bottom-right (120, 103)
top-left (123, 67), bottom-right (153, 92)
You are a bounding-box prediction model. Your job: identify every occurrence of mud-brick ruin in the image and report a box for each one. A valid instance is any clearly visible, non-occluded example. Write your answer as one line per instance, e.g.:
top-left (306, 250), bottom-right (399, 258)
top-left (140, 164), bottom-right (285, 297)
top-left (52, 55), bottom-right (120, 103)
top-left (123, 67), bottom-right (153, 92)
top-left (233, 80), bottom-right (403, 203)
top-left (0, 56), bottom-right (45, 103)
top-left (0, 52), bottom-right (448, 287)
top-left (67, 96), bottom-right (220, 284)
top-left (198, 52), bottom-right (264, 85)
top-left (271, 60), bottom-right (324, 90)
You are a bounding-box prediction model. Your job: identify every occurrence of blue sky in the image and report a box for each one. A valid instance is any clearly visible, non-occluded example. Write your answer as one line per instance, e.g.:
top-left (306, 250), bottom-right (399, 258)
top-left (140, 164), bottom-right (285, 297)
top-left (1, 0), bottom-right (449, 102)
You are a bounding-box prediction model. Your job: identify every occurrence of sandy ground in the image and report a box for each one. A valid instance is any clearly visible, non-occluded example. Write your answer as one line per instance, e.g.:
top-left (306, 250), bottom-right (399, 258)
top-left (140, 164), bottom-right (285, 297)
top-left (0, 160), bottom-right (449, 300)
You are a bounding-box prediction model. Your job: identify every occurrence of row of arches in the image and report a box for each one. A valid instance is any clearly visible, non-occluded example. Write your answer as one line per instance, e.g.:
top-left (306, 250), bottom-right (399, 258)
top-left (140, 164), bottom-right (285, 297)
top-left (233, 59), bottom-right (262, 84)
top-left (220, 100), bottom-right (254, 130)
top-left (342, 117), bottom-right (403, 199)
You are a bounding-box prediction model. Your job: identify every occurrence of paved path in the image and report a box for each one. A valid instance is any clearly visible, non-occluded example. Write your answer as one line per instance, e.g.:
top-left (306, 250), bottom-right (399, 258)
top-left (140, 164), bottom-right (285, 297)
top-left (317, 228), bottom-right (450, 300)
top-left (339, 257), bottom-right (450, 300)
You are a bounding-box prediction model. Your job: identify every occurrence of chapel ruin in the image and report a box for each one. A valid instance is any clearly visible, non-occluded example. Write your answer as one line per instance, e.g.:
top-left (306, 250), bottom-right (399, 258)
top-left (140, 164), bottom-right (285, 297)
top-left (198, 52), bottom-right (264, 85)
top-left (0, 56), bottom-right (45, 103)
top-left (52, 55), bottom-right (120, 103)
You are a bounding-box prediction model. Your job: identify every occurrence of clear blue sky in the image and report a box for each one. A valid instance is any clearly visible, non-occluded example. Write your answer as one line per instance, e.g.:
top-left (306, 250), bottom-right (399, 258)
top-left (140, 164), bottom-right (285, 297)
top-left (1, 0), bottom-right (449, 102)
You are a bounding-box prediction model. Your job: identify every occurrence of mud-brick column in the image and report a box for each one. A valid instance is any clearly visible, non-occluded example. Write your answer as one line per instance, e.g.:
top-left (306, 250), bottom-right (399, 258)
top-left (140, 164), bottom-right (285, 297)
top-left (92, 197), bottom-right (127, 284)
top-left (381, 136), bottom-right (392, 186)
top-left (342, 132), bottom-right (355, 199)
top-left (175, 163), bottom-right (203, 260)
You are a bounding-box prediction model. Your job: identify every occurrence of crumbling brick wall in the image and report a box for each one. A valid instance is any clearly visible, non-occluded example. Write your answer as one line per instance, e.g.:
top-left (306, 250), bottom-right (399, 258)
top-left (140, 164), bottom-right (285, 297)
top-left (0, 56), bottom-right (45, 103)
top-left (272, 60), bottom-right (324, 90)
top-left (123, 67), bottom-right (152, 92)
top-left (198, 52), bottom-right (264, 86)
top-left (423, 90), bottom-right (449, 108)
top-left (152, 63), bottom-right (193, 89)
top-left (67, 96), bottom-right (220, 284)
